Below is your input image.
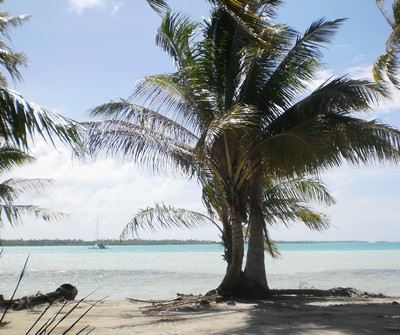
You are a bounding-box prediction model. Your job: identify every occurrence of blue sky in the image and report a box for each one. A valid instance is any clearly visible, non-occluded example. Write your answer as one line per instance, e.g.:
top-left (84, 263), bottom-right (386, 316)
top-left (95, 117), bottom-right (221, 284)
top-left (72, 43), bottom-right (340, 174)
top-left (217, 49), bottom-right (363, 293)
top-left (1, 0), bottom-right (400, 242)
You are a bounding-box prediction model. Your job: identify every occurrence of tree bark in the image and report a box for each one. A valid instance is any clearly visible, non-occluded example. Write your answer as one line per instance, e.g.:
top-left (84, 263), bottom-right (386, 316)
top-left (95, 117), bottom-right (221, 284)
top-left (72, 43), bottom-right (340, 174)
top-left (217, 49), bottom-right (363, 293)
top-left (221, 224), bottom-right (232, 268)
top-left (243, 176), bottom-right (270, 298)
top-left (216, 210), bottom-right (244, 296)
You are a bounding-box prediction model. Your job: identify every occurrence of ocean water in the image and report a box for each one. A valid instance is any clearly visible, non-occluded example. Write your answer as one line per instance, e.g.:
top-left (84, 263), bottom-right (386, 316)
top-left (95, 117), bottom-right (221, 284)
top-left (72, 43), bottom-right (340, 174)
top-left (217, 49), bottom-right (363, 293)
top-left (0, 243), bottom-right (399, 300)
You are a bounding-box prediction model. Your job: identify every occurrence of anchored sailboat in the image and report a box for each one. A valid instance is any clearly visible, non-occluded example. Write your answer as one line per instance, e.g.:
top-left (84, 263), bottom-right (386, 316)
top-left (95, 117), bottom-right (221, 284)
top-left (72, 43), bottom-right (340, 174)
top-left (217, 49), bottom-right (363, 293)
top-left (89, 220), bottom-right (107, 249)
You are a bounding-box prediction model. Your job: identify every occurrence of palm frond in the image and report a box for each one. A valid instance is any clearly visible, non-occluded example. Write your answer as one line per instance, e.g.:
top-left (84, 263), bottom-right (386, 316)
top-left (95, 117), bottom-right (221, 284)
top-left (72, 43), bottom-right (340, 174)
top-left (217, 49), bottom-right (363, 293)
top-left (120, 203), bottom-right (221, 239)
top-left (84, 120), bottom-right (201, 177)
top-left (131, 75), bottom-right (204, 136)
top-left (0, 10), bottom-right (30, 84)
top-left (202, 104), bottom-right (259, 152)
top-left (324, 115), bottom-right (400, 165)
top-left (0, 145), bottom-right (35, 173)
top-left (156, 11), bottom-right (198, 69)
top-left (0, 87), bottom-right (82, 151)
top-left (269, 76), bottom-right (387, 135)
top-left (259, 18), bottom-right (346, 111)
top-left (146, 0), bottom-right (169, 16)
top-left (209, 0), bottom-right (283, 45)
top-left (89, 99), bottom-right (198, 145)
top-left (374, 50), bottom-right (400, 88)
top-left (0, 13), bottom-right (30, 33)
top-left (265, 177), bottom-right (335, 206)
top-left (0, 204), bottom-right (67, 228)
top-left (375, 0), bottom-right (400, 87)
top-left (262, 188), bottom-right (331, 231)
top-left (0, 50), bottom-right (28, 85)
top-left (0, 178), bottom-right (54, 203)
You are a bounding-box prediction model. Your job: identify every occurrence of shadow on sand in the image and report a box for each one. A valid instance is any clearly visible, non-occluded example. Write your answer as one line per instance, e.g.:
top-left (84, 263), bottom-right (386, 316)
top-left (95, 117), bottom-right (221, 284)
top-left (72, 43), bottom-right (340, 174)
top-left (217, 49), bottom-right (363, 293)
top-left (217, 295), bottom-right (400, 335)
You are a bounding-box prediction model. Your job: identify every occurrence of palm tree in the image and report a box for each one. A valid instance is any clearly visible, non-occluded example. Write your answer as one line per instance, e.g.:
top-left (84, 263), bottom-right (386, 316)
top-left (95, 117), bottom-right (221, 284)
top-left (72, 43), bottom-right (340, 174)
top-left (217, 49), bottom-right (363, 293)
top-left (120, 176), bottom-right (334, 264)
top-left (85, 2), bottom-right (400, 297)
top-left (374, 0), bottom-right (400, 88)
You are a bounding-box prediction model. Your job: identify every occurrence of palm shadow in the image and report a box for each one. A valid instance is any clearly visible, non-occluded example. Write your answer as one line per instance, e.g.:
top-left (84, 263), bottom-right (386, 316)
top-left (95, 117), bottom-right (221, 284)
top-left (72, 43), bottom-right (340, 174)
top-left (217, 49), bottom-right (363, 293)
top-left (217, 295), bottom-right (400, 335)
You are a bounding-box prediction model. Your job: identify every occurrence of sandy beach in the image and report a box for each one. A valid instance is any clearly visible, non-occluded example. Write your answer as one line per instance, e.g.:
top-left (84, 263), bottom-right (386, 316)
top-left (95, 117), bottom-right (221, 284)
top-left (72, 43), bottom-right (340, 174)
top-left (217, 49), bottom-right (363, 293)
top-left (1, 294), bottom-right (399, 334)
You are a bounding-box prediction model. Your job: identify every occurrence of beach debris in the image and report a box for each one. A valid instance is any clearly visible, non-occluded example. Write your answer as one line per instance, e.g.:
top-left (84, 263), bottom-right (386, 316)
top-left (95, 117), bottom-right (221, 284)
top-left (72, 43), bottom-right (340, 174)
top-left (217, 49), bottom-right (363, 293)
top-left (127, 293), bottom-right (226, 314)
top-left (2, 283), bottom-right (78, 310)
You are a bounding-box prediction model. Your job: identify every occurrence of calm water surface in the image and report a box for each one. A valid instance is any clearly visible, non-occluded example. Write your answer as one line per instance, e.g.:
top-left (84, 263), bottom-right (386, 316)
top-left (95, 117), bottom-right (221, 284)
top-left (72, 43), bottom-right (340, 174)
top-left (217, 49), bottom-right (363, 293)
top-left (1, 243), bottom-right (399, 300)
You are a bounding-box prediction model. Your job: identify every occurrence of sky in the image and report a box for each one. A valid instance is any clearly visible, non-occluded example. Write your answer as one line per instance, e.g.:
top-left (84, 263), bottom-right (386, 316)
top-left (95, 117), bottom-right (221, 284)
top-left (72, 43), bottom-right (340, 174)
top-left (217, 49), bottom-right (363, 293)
top-left (1, 0), bottom-right (400, 242)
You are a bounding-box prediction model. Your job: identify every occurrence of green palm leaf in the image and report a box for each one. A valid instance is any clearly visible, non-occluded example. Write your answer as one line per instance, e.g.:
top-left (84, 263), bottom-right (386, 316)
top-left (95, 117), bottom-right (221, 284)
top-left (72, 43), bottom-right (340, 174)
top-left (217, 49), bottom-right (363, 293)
top-left (0, 87), bottom-right (82, 151)
top-left (156, 11), bottom-right (198, 68)
top-left (375, 0), bottom-right (400, 87)
top-left (261, 177), bottom-right (332, 231)
top-left (0, 145), bottom-right (35, 173)
top-left (145, 0), bottom-right (169, 16)
top-left (0, 8), bottom-right (30, 85)
top-left (0, 178), bottom-right (67, 228)
top-left (120, 203), bottom-right (221, 239)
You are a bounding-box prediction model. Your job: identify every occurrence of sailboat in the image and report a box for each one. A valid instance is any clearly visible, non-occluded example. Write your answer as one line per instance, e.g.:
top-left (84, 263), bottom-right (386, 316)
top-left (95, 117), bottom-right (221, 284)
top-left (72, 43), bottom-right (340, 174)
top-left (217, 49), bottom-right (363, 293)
top-left (88, 220), bottom-right (107, 249)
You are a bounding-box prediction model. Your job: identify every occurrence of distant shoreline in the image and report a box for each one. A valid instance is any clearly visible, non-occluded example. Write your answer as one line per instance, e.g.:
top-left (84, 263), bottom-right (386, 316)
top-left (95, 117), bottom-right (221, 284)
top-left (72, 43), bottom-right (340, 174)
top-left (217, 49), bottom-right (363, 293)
top-left (0, 239), bottom-right (219, 247)
top-left (0, 239), bottom-right (397, 247)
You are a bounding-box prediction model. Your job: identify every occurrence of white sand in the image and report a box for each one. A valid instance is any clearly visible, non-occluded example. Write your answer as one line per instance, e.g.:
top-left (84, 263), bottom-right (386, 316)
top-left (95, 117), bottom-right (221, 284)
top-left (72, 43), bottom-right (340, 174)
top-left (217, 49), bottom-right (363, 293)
top-left (1, 295), bottom-right (400, 334)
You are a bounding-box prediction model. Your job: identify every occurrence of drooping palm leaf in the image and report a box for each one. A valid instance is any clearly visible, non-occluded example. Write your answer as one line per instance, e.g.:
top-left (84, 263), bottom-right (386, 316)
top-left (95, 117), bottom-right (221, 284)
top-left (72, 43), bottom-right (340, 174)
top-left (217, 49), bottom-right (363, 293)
top-left (84, 119), bottom-right (201, 177)
top-left (0, 87), bottom-right (82, 151)
top-left (120, 203), bottom-right (222, 239)
top-left (261, 177), bottom-right (333, 230)
top-left (0, 178), bottom-right (67, 228)
top-left (0, 204), bottom-right (66, 228)
top-left (0, 145), bottom-right (35, 173)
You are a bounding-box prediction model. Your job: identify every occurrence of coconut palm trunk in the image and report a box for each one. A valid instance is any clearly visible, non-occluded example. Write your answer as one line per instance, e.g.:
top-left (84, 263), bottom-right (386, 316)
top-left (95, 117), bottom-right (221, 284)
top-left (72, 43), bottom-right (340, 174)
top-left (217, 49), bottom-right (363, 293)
top-left (243, 175), bottom-right (270, 298)
top-left (216, 208), bottom-right (244, 296)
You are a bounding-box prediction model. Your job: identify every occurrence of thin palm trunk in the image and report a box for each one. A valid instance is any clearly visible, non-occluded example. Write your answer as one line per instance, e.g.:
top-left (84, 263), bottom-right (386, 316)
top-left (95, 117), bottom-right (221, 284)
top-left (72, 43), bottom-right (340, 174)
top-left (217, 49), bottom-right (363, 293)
top-left (216, 209), bottom-right (244, 296)
top-left (243, 176), bottom-right (270, 298)
top-left (221, 223), bottom-right (233, 267)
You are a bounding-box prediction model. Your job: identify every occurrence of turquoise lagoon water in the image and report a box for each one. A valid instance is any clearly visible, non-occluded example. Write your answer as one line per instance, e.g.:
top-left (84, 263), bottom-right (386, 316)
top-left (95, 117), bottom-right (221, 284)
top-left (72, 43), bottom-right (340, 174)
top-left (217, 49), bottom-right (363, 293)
top-left (0, 243), bottom-right (399, 300)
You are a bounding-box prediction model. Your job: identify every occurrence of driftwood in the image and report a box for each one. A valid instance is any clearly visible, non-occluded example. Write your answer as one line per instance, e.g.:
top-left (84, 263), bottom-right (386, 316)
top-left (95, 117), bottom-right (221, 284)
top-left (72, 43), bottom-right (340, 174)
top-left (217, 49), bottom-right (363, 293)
top-left (1, 284), bottom-right (78, 311)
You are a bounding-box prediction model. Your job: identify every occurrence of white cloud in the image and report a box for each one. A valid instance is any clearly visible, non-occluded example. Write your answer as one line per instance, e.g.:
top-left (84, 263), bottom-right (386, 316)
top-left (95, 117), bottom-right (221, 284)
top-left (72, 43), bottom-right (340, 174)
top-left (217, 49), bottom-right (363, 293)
top-left (68, 0), bottom-right (106, 15)
top-left (2, 136), bottom-right (400, 243)
top-left (0, 139), bottom-right (217, 241)
top-left (68, 0), bottom-right (124, 16)
top-left (111, 2), bottom-right (124, 17)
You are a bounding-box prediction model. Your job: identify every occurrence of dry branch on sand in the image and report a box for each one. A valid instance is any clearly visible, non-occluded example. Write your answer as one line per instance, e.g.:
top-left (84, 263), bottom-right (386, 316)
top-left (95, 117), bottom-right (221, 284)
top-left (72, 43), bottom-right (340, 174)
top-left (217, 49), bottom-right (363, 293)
top-left (127, 287), bottom-right (387, 315)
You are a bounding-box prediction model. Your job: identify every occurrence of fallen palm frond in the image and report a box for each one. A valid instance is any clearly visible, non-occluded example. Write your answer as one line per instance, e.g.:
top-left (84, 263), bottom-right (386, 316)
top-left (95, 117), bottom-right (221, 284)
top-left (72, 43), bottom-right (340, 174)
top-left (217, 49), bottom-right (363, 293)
top-left (129, 293), bottom-right (228, 315)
